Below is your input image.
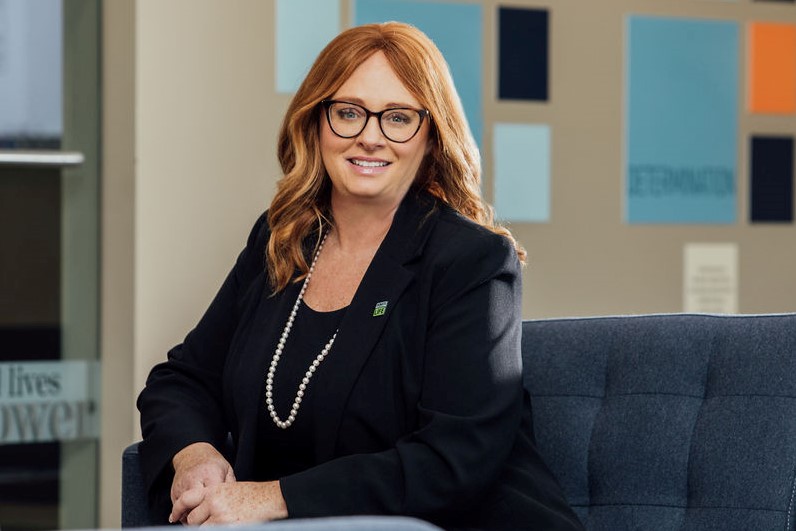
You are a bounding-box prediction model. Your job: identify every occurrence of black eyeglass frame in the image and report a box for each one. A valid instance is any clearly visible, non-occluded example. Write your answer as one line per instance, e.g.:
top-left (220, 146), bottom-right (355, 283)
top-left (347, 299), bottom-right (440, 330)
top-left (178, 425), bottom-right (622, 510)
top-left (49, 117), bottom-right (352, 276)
top-left (321, 99), bottom-right (431, 144)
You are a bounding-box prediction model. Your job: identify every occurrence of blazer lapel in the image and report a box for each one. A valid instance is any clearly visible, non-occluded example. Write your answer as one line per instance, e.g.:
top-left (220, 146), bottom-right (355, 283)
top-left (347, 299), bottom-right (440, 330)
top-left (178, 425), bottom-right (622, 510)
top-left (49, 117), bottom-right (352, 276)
top-left (312, 191), bottom-right (438, 462)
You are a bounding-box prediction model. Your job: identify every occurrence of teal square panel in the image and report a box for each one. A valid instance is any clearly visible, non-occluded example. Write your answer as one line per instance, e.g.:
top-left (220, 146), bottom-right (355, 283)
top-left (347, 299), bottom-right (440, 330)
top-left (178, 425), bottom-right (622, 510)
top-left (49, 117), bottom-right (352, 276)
top-left (354, 0), bottom-right (483, 146)
top-left (276, 0), bottom-right (341, 93)
top-left (494, 123), bottom-right (551, 223)
top-left (626, 16), bottom-right (739, 224)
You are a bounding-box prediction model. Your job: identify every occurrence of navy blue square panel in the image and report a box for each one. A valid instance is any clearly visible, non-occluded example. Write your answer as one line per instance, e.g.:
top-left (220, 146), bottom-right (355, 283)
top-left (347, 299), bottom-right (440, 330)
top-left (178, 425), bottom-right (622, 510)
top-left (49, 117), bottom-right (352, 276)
top-left (750, 136), bottom-right (794, 223)
top-left (498, 7), bottom-right (549, 101)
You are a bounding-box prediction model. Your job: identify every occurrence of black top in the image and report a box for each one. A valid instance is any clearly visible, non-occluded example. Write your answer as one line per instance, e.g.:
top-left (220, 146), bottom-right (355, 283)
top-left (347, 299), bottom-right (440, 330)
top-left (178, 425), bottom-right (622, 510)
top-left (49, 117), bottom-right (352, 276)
top-left (254, 300), bottom-right (346, 480)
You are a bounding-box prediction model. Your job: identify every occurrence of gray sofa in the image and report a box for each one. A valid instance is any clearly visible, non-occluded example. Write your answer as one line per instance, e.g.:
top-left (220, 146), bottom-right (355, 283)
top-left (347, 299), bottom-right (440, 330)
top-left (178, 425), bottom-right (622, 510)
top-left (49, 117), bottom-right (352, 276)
top-left (524, 313), bottom-right (796, 530)
top-left (124, 313), bottom-right (796, 530)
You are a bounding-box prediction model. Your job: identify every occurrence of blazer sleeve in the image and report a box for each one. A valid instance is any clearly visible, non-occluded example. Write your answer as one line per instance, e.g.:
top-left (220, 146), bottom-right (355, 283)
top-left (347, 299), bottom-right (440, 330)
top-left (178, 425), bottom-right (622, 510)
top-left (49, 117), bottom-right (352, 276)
top-left (279, 228), bottom-right (524, 523)
top-left (136, 212), bottom-right (269, 517)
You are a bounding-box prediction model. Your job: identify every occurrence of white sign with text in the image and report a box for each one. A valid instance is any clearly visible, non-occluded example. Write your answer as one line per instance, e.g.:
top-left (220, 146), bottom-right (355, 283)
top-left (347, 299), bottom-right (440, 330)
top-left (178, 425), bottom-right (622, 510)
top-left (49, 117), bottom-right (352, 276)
top-left (684, 243), bottom-right (739, 314)
top-left (0, 360), bottom-right (99, 444)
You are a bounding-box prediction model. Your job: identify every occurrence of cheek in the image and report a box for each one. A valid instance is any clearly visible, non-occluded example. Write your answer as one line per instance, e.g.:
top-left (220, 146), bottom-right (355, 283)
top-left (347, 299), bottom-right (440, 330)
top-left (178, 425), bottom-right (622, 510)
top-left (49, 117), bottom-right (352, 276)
top-left (402, 142), bottom-right (429, 166)
top-left (414, 130), bottom-right (433, 160)
top-left (319, 126), bottom-right (333, 155)
top-left (320, 118), bottom-right (341, 148)
top-left (320, 138), bottom-right (343, 178)
top-left (320, 126), bottom-right (350, 158)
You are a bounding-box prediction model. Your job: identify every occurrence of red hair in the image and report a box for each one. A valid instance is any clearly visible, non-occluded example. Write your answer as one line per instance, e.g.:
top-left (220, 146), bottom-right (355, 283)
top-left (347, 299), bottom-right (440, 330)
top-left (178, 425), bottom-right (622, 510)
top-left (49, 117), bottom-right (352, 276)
top-left (267, 22), bottom-right (525, 292)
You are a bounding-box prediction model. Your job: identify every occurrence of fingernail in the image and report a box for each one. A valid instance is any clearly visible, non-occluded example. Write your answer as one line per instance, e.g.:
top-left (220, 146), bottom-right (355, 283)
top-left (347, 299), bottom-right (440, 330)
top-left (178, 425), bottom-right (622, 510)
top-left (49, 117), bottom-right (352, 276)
top-left (168, 515), bottom-right (173, 524)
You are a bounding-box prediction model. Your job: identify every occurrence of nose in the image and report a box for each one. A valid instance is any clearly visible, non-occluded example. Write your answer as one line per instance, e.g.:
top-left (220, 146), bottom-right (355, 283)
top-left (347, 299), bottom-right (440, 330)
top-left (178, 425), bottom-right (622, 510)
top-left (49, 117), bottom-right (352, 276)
top-left (357, 115), bottom-right (386, 148)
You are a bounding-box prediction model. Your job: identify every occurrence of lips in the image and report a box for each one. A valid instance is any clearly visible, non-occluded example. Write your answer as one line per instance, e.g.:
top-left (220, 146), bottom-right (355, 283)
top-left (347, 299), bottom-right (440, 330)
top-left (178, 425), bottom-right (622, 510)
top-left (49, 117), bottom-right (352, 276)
top-left (349, 158), bottom-right (390, 168)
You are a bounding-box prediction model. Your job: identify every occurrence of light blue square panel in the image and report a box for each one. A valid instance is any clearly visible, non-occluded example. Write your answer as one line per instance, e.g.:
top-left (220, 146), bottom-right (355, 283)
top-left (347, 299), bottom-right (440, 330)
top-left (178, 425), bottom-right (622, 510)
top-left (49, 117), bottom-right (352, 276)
top-left (354, 0), bottom-right (483, 146)
top-left (276, 0), bottom-right (341, 93)
top-left (494, 123), bottom-right (551, 223)
top-left (626, 16), bottom-right (739, 224)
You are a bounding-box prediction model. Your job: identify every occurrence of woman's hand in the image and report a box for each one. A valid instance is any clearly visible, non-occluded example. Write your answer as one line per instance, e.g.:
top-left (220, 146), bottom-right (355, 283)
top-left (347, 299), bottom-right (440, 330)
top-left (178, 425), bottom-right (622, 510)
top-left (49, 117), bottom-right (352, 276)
top-left (170, 442), bottom-right (235, 523)
top-left (171, 481), bottom-right (288, 525)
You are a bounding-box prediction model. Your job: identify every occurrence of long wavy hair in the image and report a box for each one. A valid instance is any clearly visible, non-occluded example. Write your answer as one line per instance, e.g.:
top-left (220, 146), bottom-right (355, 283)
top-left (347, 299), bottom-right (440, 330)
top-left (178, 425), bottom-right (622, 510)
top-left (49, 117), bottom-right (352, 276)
top-left (267, 22), bottom-right (526, 292)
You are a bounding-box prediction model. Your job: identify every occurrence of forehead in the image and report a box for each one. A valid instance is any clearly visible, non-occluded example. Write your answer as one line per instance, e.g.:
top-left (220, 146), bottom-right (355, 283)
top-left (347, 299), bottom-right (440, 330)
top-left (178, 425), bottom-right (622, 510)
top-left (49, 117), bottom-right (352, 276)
top-left (331, 51), bottom-right (421, 108)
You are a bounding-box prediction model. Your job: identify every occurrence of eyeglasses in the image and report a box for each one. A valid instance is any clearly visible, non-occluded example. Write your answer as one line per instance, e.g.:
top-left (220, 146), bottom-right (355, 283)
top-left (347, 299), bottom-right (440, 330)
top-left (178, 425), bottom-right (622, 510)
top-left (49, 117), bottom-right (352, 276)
top-left (321, 100), bottom-right (430, 143)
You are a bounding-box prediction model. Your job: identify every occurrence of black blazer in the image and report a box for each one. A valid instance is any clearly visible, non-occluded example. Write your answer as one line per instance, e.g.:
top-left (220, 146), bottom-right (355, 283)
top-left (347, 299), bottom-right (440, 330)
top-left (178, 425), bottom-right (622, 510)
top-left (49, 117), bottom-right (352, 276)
top-left (138, 191), bottom-right (582, 530)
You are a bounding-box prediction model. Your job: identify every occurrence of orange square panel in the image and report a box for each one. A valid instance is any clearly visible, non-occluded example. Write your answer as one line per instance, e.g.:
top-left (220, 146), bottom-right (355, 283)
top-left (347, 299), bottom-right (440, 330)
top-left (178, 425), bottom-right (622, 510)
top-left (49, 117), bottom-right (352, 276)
top-left (749, 22), bottom-right (796, 114)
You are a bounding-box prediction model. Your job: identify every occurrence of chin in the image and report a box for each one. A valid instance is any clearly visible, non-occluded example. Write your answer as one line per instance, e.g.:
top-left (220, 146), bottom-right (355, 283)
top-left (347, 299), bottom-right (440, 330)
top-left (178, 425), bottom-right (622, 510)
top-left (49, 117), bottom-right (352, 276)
top-left (340, 181), bottom-right (388, 199)
top-left (350, 191), bottom-right (389, 202)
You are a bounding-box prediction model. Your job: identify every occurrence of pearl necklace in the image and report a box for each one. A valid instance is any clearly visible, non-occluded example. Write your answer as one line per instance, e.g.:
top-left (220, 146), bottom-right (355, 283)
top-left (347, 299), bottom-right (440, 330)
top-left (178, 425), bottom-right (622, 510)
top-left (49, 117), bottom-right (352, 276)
top-left (265, 231), bottom-right (337, 429)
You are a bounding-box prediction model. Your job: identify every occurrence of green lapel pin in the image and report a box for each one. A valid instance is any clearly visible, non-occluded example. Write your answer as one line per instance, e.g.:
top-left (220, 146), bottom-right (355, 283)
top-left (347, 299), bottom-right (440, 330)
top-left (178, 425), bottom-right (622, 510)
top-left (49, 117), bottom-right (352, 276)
top-left (373, 301), bottom-right (388, 317)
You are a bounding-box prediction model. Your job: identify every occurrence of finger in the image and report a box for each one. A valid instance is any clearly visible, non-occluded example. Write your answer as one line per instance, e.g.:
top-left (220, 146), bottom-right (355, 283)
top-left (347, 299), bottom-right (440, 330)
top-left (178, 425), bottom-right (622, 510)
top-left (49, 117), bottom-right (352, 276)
top-left (171, 476), bottom-right (205, 503)
top-left (225, 467), bottom-right (236, 483)
top-left (186, 502), bottom-right (212, 526)
top-left (170, 488), bottom-right (205, 524)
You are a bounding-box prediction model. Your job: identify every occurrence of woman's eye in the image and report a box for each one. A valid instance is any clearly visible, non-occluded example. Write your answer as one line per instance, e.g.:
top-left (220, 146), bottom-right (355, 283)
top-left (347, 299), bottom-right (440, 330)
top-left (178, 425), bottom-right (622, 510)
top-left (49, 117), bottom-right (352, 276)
top-left (384, 111), bottom-right (412, 125)
top-left (336, 107), bottom-right (363, 120)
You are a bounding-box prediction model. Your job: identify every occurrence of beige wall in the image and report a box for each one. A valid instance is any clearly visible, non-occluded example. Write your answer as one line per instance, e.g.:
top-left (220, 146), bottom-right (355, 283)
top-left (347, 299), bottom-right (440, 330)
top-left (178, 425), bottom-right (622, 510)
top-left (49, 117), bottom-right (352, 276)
top-left (100, 0), bottom-right (796, 526)
top-left (133, 0), bottom-right (284, 397)
top-left (101, 1), bottom-right (135, 527)
top-left (101, 1), bottom-right (285, 525)
top-left (497, 0), bottom-right (796, 318)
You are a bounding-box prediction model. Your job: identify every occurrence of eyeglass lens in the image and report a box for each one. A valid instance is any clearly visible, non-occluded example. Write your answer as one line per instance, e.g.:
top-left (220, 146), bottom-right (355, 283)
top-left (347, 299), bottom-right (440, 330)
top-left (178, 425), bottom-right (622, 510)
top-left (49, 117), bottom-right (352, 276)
top-left (326, 101), bottom-right (423, 143)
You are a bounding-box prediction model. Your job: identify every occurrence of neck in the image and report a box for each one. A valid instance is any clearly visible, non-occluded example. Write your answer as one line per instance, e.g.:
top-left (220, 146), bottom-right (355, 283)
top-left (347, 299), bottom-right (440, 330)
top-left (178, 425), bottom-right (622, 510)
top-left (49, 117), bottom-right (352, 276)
top-left (329, 194), bottom-right (402, 251)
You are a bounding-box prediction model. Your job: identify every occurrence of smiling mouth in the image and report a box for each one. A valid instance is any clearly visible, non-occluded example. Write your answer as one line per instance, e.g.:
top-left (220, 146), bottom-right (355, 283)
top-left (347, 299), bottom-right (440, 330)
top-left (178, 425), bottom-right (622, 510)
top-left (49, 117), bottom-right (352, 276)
top-left (349, 158), bottom-right (390, 168)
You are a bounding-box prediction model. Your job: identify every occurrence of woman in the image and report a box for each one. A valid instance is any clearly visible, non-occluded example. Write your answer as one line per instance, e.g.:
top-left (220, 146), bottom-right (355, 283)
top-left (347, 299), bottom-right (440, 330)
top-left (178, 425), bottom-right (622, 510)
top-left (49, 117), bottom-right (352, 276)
top-left (138, 22), bottom-right (582, 530)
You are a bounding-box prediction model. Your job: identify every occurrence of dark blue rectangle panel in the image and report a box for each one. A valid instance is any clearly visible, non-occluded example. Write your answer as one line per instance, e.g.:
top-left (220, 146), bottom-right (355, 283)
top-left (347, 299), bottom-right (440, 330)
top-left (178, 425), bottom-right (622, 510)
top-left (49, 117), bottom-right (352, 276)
top-left (750, 136), bottom-right (794, 223)
top-left (498, 7), bottom-right (548, 101)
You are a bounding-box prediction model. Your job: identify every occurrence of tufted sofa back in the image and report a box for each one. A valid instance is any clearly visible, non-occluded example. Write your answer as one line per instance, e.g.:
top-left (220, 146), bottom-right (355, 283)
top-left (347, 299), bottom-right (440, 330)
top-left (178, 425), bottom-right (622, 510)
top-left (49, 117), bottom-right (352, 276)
top-left (522, 313), bottom-right (796, 531)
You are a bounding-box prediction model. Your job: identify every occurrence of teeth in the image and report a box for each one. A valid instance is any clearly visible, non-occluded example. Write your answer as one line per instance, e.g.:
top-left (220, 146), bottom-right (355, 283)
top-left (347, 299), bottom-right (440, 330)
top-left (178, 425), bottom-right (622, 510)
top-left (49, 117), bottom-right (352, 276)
top-left (351, 159), bottom-right (388, 168)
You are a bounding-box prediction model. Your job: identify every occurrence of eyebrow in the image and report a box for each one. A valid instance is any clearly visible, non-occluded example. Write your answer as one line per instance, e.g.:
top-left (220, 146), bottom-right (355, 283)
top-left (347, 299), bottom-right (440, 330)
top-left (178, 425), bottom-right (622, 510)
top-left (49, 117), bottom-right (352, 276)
top-left (333, 97), bottom-right (419, 109)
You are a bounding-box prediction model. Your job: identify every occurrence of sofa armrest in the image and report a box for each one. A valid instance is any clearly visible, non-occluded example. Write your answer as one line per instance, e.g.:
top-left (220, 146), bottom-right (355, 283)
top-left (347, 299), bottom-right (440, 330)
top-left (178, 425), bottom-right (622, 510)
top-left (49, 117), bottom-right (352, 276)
top-left (121, 442), bottom-right (156, 527)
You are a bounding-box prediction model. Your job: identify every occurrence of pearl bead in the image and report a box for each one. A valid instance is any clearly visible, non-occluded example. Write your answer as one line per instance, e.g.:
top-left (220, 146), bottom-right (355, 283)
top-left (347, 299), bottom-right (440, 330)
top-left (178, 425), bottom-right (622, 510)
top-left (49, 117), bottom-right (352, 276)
top-left (265, 230), bottom-right (338, 430)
